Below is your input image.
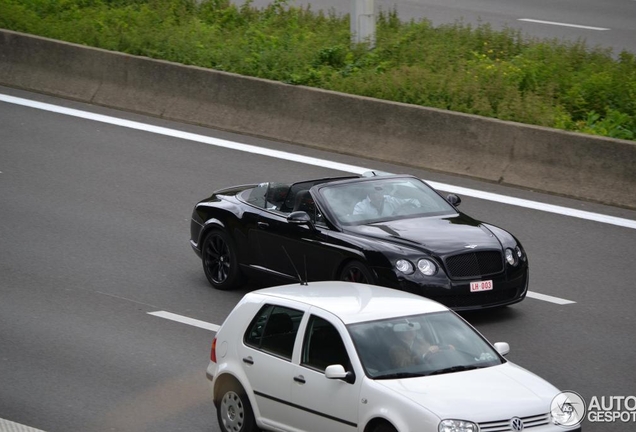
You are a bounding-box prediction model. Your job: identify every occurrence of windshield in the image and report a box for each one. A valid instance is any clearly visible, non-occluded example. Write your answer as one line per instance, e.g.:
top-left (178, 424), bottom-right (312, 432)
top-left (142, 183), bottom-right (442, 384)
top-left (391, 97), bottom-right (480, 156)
top-left (318, 177), bottom-right (456, 226)
top-left (347, 311), bottom-right (503, 379)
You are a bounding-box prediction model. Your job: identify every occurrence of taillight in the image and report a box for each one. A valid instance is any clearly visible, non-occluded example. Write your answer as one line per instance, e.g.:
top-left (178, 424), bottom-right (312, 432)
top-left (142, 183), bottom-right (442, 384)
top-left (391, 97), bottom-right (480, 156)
top-left (211, 337), bottom-right (217, 363)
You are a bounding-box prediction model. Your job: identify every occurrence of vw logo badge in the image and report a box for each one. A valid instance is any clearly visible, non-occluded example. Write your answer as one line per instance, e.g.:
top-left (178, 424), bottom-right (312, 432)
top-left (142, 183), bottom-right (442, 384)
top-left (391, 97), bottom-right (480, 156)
top-left (510, 417), bottom-right (524, 431)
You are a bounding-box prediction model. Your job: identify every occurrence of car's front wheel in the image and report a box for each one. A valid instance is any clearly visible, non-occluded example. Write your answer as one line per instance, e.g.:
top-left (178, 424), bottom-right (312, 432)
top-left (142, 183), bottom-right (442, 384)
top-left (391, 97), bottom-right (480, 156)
top-left (202, 229), bottom-right (244, 290)
top-left (217, 386), bottom-right (258, 432)
top-left (339, 261), bottom-right (375, 284)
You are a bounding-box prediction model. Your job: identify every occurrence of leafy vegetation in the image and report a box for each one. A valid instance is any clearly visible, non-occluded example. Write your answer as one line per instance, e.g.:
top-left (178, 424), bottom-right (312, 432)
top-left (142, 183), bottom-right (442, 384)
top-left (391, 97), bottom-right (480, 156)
top-left (2, 0), bottom-right (635, 140)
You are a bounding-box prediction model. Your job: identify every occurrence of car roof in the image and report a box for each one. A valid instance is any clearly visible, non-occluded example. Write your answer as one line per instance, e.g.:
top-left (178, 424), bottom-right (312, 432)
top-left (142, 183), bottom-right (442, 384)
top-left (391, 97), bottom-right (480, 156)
top-left (250, 281), bottom-right (448, 325)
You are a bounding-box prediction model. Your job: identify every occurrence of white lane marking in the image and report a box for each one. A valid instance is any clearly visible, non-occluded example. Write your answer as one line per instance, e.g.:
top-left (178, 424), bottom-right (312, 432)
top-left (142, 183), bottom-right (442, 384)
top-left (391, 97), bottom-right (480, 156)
top-left (518, 18), bottom-right (610, 31)
top-left (148, 311), bottom-right (220, 332)
top-left (526, 291), bottom-right (576, 305)
top-left (2, 94), bottom-right (635, 231)
top-left (0, 95), bottom-right (366, 175)
top-left (0, 418), bottom-right (47, 432)
top-left (426, 182), bottom-right (636, 230)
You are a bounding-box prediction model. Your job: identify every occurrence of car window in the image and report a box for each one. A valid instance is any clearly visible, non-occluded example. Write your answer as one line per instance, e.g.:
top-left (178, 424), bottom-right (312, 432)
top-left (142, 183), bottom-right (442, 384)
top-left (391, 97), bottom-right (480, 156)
top-left (288, 191), bottom-right (327, 225)
top-left (279, 179), bottom-right (336, 213)
top-left (348, 311), bottom-right (503, 378)
top-left (244, 182), bottom-right (269, 209)
top-left (301, 315), bottom-right (351, 372)
top-left (319, 177), bottom-right (456, 226)
top-left (241, 182), bottom-right (292, 211)
top-left (244, 304), bottom-right (303, 360)
top-left (265, 183), bottom-right (290, 211)
top-left (425, 313), bottom-right (480, 352)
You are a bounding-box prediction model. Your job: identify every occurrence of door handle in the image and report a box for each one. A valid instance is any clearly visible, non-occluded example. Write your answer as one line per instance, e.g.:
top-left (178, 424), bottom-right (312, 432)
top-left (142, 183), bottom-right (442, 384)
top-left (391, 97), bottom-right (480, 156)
top-left (257, 222), bottom-right (269, 229)
top-left (242, 357), bottom-right (254, 365)
top-left (293, 375), bottom-right (306, 384)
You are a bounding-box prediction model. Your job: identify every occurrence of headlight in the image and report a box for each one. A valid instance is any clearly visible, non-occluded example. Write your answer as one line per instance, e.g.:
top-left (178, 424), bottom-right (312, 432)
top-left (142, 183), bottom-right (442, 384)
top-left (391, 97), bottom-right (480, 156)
top-left (395, 259), bottom-right (414, 274)
top-left (505, 248), bottom-right (517, 266)
top-left (417, 258), bottom-right (437, 276)
top-left (515, 245), bottom-right (526, 261)
top-left (438, 419), bottom-right (478, 432)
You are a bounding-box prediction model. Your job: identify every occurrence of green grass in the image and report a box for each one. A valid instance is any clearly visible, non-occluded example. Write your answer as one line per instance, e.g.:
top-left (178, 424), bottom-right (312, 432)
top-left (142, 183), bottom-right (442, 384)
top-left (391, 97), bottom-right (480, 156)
top-left (2, 0), bottom-right (635, 140)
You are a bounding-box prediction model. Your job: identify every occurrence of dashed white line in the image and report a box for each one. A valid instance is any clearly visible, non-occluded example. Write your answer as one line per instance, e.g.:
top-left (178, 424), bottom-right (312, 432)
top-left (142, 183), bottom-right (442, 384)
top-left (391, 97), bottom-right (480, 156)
top-left (0, 418), bottom-right (47, 432)
top-left (518, 18), bottom-right (610, 31)
top-left (1, 93), bottom-right (635, 232)
top-left (150, 287), bottom-right (577, 338)
top-left (148, 310), bottom-right (220, 332)
top-left (526, 291), bottom-right (576, 305)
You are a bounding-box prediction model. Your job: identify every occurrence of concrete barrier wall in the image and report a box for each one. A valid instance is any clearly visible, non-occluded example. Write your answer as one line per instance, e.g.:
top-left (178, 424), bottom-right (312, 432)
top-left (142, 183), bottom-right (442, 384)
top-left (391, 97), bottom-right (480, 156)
top-left (2, 30), bottom-right (635, 209)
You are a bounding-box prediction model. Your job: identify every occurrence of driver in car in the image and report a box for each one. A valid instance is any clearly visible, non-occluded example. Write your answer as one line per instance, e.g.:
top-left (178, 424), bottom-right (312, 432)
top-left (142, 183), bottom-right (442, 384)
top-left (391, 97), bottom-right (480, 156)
top-left (353, 186), bottom-right (420, 218)
top-left (389, 322), bottom-right (448, 368)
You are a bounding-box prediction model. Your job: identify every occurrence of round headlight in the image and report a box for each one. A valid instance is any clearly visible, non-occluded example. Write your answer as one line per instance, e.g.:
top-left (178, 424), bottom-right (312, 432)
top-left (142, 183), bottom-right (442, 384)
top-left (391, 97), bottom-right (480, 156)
top-left (396, 259), bottom-right (414, 274)
top-left (505, 248), bottom-right (516, 265)
top-left (417, 259), bottom-right (437, 276)
top-left (515, 245), bottom-right (525, 261)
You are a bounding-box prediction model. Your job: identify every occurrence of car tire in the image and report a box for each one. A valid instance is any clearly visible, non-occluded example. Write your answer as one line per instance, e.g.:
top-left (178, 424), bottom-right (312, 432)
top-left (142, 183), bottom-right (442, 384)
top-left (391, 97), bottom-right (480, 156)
top-left (217, 385), bottom-right (259, 432)
top-left (339, 261), bottom-right (375, 284)
top-left (202, 229), bottom-right (245, 290)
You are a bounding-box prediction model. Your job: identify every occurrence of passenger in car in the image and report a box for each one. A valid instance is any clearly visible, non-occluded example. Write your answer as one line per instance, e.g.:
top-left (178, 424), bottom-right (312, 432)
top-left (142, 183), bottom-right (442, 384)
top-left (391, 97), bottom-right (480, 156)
top-left (354, 186), bottom-right (420, 218)
top-left (389, 322), bottom-right (440, 368)
top-left (265, 183), bottom-right (290, 211)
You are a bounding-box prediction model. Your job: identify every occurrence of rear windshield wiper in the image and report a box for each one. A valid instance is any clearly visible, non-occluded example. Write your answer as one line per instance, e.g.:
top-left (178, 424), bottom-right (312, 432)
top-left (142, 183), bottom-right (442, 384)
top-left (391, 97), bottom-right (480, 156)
top-left (426, 365), bottom-right (483, 376)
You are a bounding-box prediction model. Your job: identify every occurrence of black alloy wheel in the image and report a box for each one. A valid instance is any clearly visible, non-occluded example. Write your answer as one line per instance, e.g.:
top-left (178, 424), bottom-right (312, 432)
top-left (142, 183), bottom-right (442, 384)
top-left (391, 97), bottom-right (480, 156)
top-left (340, 261), bottom-right (375, 284)
top-left (202, 230), bottom-right (243, 290)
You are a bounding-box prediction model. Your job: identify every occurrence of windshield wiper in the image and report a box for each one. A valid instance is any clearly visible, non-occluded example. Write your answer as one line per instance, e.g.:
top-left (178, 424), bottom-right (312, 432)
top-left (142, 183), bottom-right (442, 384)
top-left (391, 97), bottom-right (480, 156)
top-left (426, 365), bottom-right (483, 376)
top-left (374, 372), bottom-right (428, 380)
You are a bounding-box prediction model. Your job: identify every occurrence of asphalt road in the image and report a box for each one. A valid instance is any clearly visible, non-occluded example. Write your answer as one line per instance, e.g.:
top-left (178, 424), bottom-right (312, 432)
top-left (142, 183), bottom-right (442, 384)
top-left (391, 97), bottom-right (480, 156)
top-left (1, 85), bottom-right (636, 432)
top-left (241, 0), bottom-right (636, 54)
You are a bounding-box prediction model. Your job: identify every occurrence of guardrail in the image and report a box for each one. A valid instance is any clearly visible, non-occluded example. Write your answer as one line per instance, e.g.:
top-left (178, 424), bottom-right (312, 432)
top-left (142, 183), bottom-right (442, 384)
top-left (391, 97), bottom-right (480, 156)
top-left (2, 29), bottom-right (635, 209)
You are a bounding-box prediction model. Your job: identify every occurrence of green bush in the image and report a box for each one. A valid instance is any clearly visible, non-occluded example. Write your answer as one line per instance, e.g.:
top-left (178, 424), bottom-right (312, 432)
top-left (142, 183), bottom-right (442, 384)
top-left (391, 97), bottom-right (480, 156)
top-left (1, 0), bottom-right (634, 140)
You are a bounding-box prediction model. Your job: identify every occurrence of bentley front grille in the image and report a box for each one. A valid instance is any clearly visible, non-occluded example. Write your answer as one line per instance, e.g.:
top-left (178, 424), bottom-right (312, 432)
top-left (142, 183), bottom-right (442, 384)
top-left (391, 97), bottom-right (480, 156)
top-left (444, 250), bottom-right (504, 279)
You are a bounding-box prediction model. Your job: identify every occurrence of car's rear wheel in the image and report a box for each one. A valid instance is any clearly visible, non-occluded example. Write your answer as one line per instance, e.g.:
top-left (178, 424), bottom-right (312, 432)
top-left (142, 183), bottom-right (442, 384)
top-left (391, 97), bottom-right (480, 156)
top-left (217, 386), bottom-right (258, 432)
top-left (339, 261), bottom-right (374, 284)
top-left (202, 229), bottom-right (244, 290)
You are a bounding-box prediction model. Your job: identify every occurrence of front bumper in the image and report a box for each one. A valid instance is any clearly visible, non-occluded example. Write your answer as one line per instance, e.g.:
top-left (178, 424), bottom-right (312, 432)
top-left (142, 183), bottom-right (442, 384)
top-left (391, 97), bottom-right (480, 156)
top-left (375, 267), bottom-right (529, 311)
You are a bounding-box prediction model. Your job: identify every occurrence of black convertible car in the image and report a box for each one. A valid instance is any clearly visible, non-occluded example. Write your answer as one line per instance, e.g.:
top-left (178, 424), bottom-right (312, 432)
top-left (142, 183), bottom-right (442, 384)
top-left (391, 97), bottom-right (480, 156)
top-left (190, 173), bottom-right (528, 310)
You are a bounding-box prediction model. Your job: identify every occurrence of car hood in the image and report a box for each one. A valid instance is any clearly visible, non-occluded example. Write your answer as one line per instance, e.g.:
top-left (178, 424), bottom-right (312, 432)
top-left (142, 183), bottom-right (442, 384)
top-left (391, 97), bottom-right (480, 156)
top-left (375, 363), bottom-right (558, 422)
top-left (343, 215), bottom-right (502, 254)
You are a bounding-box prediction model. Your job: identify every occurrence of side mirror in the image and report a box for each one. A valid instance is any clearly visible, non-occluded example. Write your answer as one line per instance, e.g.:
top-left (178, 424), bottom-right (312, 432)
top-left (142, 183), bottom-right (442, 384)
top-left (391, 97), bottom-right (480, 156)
top-left (446, 194), bottom-right (462, 206)
top-left (494, 342), bottom-right (510, 357)
top-left (325, 364), bottom-right (355, 383)
top-left (287, 211), bottom-right (312, 225)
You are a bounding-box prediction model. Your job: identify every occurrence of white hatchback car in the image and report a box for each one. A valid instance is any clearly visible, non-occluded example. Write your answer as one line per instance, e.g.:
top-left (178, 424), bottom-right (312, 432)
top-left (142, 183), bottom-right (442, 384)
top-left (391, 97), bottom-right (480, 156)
top-left (206, 282), bottom-right (582, 432)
